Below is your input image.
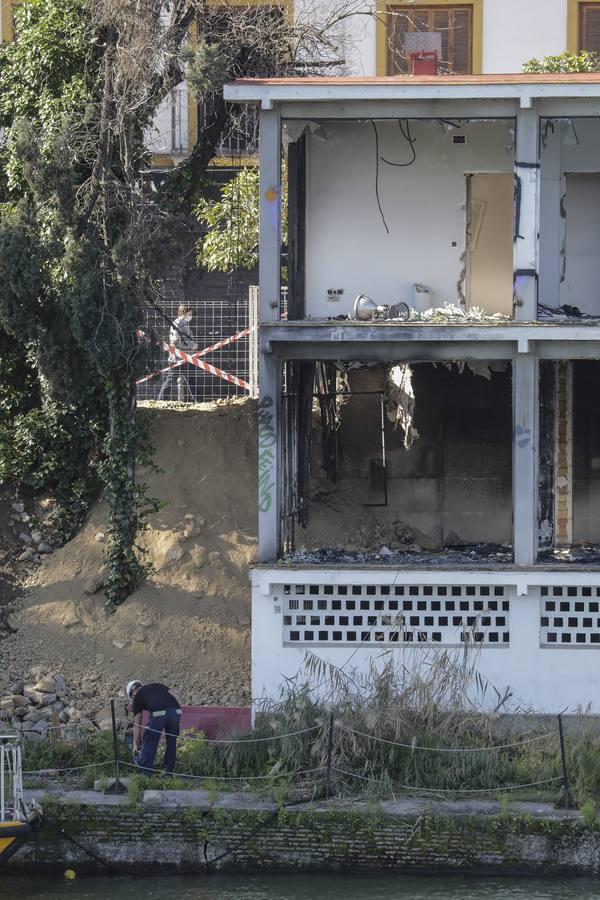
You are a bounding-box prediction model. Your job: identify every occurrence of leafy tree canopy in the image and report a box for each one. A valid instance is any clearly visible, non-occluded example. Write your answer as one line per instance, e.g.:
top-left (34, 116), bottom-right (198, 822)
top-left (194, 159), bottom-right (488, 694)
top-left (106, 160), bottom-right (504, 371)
top-left (196, 166), bottom-right (288, 274)
top-left (523, 51), bottom-right (600, 73)
top-left (0, 0), bottom-right (352, 603)
top-left (0, 0), bottom-right (93, 191)
top-left (196, 169), bottom-right (261, 274)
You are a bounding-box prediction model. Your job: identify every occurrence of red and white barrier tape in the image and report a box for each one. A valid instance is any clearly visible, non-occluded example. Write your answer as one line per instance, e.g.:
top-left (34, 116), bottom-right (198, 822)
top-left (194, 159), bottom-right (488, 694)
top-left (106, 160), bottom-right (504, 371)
top-left (190, 357), bottom-right (250, 391)
top-left (137, 325), bottom-right (254, 391)
top-left (136, 358), bottom-right (185, 386)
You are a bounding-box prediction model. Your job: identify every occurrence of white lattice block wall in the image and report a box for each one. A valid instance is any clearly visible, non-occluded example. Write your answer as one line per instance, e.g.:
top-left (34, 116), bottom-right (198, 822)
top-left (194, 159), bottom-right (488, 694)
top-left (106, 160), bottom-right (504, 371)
top-left (540, 585), bottom-right (600, 647)
top-left (281, 582), bottom-right (509, 647)
top-left (251, 568), bottom-right (600, 711)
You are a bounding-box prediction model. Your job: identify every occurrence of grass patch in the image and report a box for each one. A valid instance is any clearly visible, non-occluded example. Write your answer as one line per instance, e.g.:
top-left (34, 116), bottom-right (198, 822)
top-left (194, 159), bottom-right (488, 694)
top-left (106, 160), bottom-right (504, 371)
top-left (18, 655), bottom-right (600, 806)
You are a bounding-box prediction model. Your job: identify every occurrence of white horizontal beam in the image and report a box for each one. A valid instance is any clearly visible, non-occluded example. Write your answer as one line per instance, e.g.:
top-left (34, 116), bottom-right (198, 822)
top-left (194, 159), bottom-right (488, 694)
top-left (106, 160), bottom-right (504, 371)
top-left (271, 341), bottom-right (513, 361)
top-left (225, 81), bottom-right (600, 110)
top-left (260, 322), bottom-right (600, 352)
top-left (539, 342), bottom-right (600, 359)
top-left (537, 99), bottom-right (600, 117)
top-left (252, 566), bottom-right (600, 597)
top-left (279, 100), bottom-right (518, 120)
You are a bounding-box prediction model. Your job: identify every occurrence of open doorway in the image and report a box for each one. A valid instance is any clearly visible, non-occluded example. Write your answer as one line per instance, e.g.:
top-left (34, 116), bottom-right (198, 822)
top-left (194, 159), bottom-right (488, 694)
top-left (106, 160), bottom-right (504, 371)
top-left (466, 173), bottom-right (513, 316)
top-left (561, 174), bottom-right (600, 317)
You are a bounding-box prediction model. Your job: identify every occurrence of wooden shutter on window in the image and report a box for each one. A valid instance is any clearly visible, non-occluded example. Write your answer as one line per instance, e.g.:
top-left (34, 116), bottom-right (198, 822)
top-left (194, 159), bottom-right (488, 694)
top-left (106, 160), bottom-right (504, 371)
top-left (580, 3), bottom-right (600, 53)
top-left (432, 9), bottom-right (451, 68)
top-left (449, 8), bottom-right (472, 74)
top-left (388, 5), bottom-right (472, 75)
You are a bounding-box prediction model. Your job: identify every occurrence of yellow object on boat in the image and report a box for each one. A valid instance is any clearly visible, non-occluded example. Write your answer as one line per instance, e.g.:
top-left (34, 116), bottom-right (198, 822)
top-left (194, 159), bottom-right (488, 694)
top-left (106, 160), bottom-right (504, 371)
top-left (1, 735), bottom-right (42, 864)
top-left (0, 816), bottom-right (37, 863)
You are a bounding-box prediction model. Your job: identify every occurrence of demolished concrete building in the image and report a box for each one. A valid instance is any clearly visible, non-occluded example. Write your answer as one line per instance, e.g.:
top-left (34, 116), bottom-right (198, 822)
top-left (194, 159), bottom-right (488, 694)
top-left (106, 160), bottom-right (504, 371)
top-left (224, 73), bottom-right (600, 711)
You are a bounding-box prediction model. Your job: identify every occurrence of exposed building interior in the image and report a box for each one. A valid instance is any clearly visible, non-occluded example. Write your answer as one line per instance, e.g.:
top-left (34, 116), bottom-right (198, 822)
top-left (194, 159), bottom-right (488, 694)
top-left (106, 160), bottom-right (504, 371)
top-left (230, 72), bottom-right (600, 712)
top-left (281, 358), bottom-right (600, 567)
top-left (282, 359), bottom-right (513, 563)
top-left (539, 360), bottom-right (600, 563)
top-left (539, 118), bottom-right (600, 319)
top-left (289, 117), bottom-right (516, 321)
top-left (286, 115), bottom-right (600, 323)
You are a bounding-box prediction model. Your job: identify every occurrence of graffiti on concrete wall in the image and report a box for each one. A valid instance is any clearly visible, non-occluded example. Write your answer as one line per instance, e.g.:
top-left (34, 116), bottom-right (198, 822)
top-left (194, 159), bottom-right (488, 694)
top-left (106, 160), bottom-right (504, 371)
top-left (258, 395), bottom-right (276, 512)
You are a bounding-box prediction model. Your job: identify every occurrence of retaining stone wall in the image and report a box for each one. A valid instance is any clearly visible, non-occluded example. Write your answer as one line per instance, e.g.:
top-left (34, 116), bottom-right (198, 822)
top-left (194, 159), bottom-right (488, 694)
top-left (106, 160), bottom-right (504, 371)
top-left (10, 793), bottom-right (600, 875)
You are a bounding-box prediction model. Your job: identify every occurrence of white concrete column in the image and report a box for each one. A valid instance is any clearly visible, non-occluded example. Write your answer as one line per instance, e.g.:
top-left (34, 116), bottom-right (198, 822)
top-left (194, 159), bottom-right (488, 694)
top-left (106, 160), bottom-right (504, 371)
top-left (514, 109), bottom-right (540, 321)
top-left (538, 123), bottom-right (562, 309)
top-left (258, 107), bottom-right (283, 561)
top-left (258, 352), bottom-right (281, 562)
top-left (513, 349), bottom-right (539, 565)
top-left (259, 108), bottom-right (282, 323)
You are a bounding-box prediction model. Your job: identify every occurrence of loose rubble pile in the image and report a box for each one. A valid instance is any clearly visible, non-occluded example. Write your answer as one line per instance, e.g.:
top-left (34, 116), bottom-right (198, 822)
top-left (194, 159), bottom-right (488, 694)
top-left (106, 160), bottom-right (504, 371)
top-left (539, 544), bottom-right (600, 564)
top-left (10, 501), bottom-right (58, 564)
top-left (409, 303), bottom-right (512, 324)
top-left (289, 545), bottom-right (513, 566)
top-left (0, 669), bottom-right (103, 742)
top-left (291, 518), bottom-right (513, 566)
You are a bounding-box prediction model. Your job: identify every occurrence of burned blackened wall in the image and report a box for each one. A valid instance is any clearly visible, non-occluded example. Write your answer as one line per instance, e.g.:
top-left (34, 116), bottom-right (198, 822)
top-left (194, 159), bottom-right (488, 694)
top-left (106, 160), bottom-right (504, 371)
top-left (300, 362), bottom-right (512, 551)
top-left (573, 361), bottom-right (600, 543)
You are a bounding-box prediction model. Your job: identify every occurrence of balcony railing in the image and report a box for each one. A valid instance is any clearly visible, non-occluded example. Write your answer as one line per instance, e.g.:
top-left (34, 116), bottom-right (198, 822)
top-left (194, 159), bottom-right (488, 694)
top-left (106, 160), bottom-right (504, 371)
top-left (200, 99), bottom-right (259, 158)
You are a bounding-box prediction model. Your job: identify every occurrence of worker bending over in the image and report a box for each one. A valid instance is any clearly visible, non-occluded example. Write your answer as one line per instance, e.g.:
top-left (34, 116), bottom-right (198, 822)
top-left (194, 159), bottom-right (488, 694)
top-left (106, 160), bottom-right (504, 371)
top-left (126, 680), bottom-right (182, 775)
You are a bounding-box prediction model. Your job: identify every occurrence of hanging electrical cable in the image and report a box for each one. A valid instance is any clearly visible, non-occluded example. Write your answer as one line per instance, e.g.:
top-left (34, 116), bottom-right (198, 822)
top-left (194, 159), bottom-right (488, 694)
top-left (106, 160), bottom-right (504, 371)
top-left (370, 120), bottom-right (390, 234)
top-left (380, 119), bottom-right (417, 168)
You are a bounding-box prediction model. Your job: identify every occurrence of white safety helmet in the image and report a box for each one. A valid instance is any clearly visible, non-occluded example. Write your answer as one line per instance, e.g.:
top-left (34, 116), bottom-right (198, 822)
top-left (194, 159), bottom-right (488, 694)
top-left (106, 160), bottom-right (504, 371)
top-left (126, 679), bottom-right (142, 699)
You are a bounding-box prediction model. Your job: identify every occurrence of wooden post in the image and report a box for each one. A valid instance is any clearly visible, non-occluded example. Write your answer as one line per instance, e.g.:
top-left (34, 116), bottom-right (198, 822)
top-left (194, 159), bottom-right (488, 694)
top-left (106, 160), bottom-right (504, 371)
top-left (554, 361), bottom-right (573, 546)
top-left (557, 714), bottom-right (575, 808)
top-left (325, 712), bottom-right (335, 800)
top-left (105, 698), bottom-right (127, 794)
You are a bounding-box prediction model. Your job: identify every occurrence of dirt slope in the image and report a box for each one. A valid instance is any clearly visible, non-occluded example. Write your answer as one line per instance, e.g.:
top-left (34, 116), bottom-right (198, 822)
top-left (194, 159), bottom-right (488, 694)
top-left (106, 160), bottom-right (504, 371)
top-left (0, 400), bottom-right (258, 720)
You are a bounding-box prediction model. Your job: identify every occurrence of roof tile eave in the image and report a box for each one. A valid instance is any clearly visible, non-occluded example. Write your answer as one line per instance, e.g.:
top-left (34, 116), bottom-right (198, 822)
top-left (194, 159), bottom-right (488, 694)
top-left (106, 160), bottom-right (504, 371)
top-left (228, 72), bottom-right (600, 87)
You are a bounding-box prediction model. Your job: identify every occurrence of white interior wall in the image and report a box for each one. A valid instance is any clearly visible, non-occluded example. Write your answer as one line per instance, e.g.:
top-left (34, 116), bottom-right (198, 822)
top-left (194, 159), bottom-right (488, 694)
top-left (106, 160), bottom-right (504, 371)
top-left (561, 174), bottom-right (600, 315)
top-left (303, 119), bottom-right (514, 317)
top-left (483, 0), bottom-right (568, 74)
top-left (540, 119), bottom-right (600, 315)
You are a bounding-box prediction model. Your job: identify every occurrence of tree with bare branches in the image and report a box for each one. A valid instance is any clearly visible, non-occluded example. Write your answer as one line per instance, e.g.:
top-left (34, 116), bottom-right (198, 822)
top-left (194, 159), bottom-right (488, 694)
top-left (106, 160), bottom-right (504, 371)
top-left (0, 0), bottom-right (367, 603)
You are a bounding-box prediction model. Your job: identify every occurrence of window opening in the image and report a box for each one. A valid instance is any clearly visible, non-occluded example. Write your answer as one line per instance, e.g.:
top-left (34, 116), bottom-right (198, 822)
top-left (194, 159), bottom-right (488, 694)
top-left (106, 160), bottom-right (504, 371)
top-left (388, 5), bottom-right (473, 75)
top-left (579, 2), bottom-right (600, 53)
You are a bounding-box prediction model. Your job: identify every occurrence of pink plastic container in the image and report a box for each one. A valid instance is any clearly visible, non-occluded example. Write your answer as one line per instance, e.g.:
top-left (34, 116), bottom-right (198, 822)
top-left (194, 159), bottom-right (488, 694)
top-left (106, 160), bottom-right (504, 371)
top-left (141, 706), bottom-right (251, 740)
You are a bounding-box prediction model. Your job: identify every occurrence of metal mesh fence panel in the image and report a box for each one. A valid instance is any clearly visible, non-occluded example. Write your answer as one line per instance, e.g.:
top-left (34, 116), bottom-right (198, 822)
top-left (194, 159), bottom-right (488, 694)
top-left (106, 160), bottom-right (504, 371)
top-left (137, 298), bottom-right (253, 403)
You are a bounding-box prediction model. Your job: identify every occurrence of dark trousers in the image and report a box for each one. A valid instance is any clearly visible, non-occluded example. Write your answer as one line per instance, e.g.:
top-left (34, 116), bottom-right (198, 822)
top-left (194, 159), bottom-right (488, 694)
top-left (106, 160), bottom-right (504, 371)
top-left (134, 708), bottom-right (180, 774)
top-left (157, 364), bottom-right (194, 401)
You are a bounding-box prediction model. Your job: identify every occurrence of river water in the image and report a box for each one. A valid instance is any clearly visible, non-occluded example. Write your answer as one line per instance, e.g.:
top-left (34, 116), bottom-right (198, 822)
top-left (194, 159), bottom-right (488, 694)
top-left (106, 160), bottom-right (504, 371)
top-left (2, 874), bottom-right (599, 899)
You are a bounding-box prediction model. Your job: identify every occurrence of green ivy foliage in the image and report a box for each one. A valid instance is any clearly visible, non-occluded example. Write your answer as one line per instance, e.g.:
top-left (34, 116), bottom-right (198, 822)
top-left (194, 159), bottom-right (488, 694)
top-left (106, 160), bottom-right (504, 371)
top-left (0, 2), bottom-right (104, 541)
top-left (0, 0), bottom-right (89, 121)
top-left (0, 328), bottom-right (39, 420)
top-left (0, 2), bottom-right (159, 601)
